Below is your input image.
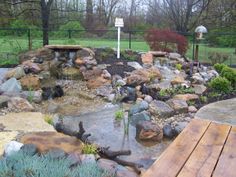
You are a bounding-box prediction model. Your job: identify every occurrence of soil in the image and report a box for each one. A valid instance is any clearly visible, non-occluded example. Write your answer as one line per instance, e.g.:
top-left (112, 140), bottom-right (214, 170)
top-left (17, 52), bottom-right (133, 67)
top-left (95, 48), bottom-right (142, 77)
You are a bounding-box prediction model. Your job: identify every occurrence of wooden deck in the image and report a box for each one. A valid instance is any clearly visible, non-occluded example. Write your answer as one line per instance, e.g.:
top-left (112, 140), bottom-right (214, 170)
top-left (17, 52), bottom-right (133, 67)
top-left (143, 119), bottom-right (236, 177)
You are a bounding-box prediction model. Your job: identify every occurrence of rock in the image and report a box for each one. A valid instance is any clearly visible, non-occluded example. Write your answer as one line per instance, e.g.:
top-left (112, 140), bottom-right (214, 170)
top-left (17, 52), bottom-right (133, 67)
top-left (116, 79), bottom-right (126, 86)
top-left (101, 69), bottom-right (112, 79)
top-left (166, 99), bottom-right (188, 114)
top-left (8, 97), bottom-right (34, 111)
top-left (127, 62), bottom-right (143, 70)
top-left (149, 51), bottom-right (167, 57)
top-left (20, 75), bottom-right (41, 90)
top-left (76, 48), bottom-right (97, 67)
top-left (61, 67), bottom-right (83, 80)
top-left (136, 121), bottom-right (163, 141)
top-left (129, 101), bottom-right (149, 115)
top-left (82, 68), bottom-right (103, 80)
top-left (19, 47), bottom-right (54, 63)
top-left (174, 122), bottom-right (188, 134)
top-left (0, 131), bottom-right (19, 156)
top-left (116, 168), bottom-right (139, 177)
top-left (173, 94), bottom-right (199, 101)
top-left (97, 158), bottom-right (118, 175)
top-left (96, 85), bottom-right (113, 98)
top-left (126, 67), bottom-right (161, 86)
top-left (4, 141), bottom-right (24, 156)
top-left (75, 58), bottom-right (85, 65)
top-left (47, 102), bottom-right (60, 113)
top-left (188, 106), bottom-right (198, 113)
top-left (118, 86), bottom-right (137, 102)
top-left (80, 154), bottom-right (96, 164)
top-left (144, 95), bottom-right (153, 103)
top-left (192, 73), bottom-right (205, 84)
top-left (141, 52), bottom-right (153, 64)
top-left (0, 95), bottom-right (10, 108)
top-left (193, 84), bottom-right (207, 95)
top-left (4, 66), bottom-right (26, 80)
top-left (86, 77), bottom-right (111, 89)
top-left (67, 153), bottom-right (82, 166)
top-left (163, 124), bottom-right (177, 139)
top-left (38, 71), bottom-right (51, 80)
top-left (149, 100), bottom-right (174, 118)
top-left (22, 60), bottom-right (41, 74)
top-left (20, 132), bottom-right (83, 154)
top-left (0, 112), bottom-right (55, 132)
top-left (21, 91), bottom-right (42, 103)
top-left (171, 75), bottom-right (185, 85)
top-left (0, 78), bottom-right (22, 93)
top-left (130, 111), bottom-right (151, 126)
top-left (20, 144), bottom-right (38, 156)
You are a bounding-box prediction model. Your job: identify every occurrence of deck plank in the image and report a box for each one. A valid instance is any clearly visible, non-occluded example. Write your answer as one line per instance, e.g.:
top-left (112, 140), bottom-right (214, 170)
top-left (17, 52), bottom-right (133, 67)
top-left (213, 127), bottom-right (236, 177)
top-left (143, 119), bottom-right (211, 177)
top-left (177, 122), bottom-right (231, 177)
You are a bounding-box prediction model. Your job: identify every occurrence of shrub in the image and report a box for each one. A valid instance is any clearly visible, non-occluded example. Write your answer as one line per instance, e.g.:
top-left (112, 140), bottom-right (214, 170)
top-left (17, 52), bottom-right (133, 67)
top-left (115, 109), bottom-right (124, 120)
top-left (144, 29), bottom-right (188, 55)
top-left (55, 21), bottom-right (85, 38)
top-left (220, 66), bottom-right (236, 88)
top-left (0, 151), bottom-right (111, 177)
top-left (214, 63), bottom-right (227, 73)
top-left (209, 76), bottom-right (232, 94)
top-left (121, 50), bottom-right (137, 61)
top-left (175, 64), bottom-right (182, 71)
top-left (44, 114), bottom-right (53, 125)
top-left (208, 52), bottom-right (230, 65)
top-left (82, 144), bottom-right (97, 154)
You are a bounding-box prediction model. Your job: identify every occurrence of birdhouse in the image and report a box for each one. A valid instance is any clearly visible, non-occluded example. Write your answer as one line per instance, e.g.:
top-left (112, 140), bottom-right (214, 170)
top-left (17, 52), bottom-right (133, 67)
top-left (195, 25), bottom-right (207, 40)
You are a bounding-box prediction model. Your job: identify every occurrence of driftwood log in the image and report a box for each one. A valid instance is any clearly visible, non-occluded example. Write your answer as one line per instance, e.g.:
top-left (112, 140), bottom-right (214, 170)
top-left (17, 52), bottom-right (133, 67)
top-left (55, 120), bottom-right (142, 174)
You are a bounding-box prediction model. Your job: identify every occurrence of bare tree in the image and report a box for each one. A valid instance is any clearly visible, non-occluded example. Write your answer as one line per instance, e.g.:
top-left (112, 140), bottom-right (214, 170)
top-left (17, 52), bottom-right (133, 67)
top-left (86, 0), bottom-right (93, 30)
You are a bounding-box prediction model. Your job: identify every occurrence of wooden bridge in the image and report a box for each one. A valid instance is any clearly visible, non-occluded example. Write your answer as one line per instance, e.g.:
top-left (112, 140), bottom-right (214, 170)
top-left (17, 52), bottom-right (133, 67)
top-left (143, 119), bottom-right (236, 177)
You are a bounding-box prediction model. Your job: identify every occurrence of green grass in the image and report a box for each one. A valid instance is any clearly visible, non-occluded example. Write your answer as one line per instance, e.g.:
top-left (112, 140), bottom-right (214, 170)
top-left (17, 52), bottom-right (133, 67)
top-left (0, 37), bottom-right (235, 65)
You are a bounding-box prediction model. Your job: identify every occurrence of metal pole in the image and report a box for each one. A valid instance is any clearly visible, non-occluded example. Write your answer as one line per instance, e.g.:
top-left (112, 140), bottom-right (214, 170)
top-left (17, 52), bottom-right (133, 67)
top-left (129, 32), bottom-right (131, 49)
top-left (68, 30), bottom-right (71, 39)
top-left (192, 33), bottom-right (195, 61)
top-left (28, 29), bottom-right (32, 50)
top-left (117, 27), bottom-right (121, 59)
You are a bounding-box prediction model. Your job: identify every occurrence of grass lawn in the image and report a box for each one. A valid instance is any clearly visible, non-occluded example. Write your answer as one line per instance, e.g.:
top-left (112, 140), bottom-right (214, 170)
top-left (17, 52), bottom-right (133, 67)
top-left (0, 37), bottom-right (235, 65)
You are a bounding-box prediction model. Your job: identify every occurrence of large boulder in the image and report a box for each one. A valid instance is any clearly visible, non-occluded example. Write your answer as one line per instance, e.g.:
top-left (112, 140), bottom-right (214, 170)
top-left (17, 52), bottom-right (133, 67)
top-left (4, 66), bottom-right (26, 80)
top-left (0, 95), bottom-right (10, 108)
top-left (8, 97), bottom-right (34, 112)
top-left (75, 48), bottom-right (97, 68)
top-left (0, 78), bottom-right (22, 93)
top-left (20, 132), bottom-right (83, 154)
top-left (149, 100), bottom-right (174, 118)
top-left (166, 99), bottom-right (188, 114)
top-left (126, 67), bottom-right (161, 86)
top-left (86, 76), bottom-right (111, 89)
top-left (22, 60), bottom-right (42, 74)
top-left (173, 94), bottom-right (199, 101)
top-left (130, 111), bottom-right (151, 126)
top-left (136, 121), bottom-right (163, 142)
top-left (20, 75), bottom-right (41, 90)
top-left (141, 52), bottom-right (153, 64)
top-left (129, 100), bottom-right (149, 116)
top-left (19, 47), bottom-right (54, 63)
top-left (82, 68), bottom-right (103, 81)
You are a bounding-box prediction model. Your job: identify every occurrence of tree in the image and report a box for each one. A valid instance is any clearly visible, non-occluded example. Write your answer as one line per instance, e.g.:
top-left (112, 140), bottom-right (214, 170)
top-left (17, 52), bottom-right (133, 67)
top-left (86, 0), bottom-right (93, 30)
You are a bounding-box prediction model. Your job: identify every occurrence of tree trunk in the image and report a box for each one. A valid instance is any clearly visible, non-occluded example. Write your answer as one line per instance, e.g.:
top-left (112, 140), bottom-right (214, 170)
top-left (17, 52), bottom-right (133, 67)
top-left (40, 0), bottom-right (53, 46)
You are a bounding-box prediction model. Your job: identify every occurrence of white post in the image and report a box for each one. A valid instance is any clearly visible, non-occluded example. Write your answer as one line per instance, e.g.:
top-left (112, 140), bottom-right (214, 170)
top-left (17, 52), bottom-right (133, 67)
top-left (117, 27), bottom-right (121, 59)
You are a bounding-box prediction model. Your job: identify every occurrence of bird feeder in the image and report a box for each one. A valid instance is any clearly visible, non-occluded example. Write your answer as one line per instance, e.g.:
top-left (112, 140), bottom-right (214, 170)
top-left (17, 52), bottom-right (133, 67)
top-left (194, 25), bottom-right (207, 62)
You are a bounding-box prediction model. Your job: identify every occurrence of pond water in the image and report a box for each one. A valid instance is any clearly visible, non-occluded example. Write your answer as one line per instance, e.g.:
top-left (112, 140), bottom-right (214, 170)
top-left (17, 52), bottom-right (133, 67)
top-left (60, 105), bottom-right (171, 169)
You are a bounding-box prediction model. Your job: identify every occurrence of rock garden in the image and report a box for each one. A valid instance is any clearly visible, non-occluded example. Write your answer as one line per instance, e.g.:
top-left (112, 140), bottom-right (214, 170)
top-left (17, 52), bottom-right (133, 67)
top-left (0, 45), bottom-right (236, 176)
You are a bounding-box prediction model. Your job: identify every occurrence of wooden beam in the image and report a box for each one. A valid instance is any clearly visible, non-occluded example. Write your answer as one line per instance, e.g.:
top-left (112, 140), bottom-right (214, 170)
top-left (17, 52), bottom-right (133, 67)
top-left (213, 127), bottom-right (236, 177)
top-left (177, 122), bottom-right (231, 177)
top-left (143, 119), bottom-right (211, 177)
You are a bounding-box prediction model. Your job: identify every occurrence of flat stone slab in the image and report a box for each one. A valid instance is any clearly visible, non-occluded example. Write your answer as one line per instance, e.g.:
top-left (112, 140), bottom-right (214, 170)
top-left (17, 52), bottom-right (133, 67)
top-left (20, 131), bottom-right (83, 154)
top-left (0, 131), bottom-right (19, 155)
top-left (45, 45), bottom-right (82, 50)
top-left (0, 112), bottom-right (56, 132)
top-left (195, 98), bottom-right (236, 125)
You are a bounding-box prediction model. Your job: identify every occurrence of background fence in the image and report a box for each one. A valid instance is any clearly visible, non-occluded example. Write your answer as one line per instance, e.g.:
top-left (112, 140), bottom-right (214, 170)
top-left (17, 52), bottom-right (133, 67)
top-left (0, 28), bottom-right (235, 66)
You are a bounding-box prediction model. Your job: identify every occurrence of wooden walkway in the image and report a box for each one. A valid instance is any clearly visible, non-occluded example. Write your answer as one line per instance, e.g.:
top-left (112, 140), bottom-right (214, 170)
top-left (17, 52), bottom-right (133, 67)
top-left (143, 119), bottom-right (236, 177)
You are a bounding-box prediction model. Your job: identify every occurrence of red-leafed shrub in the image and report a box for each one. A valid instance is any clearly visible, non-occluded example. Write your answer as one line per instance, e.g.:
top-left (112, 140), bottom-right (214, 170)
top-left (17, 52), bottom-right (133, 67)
top-left (144, 29), bottom-right (188, 55)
